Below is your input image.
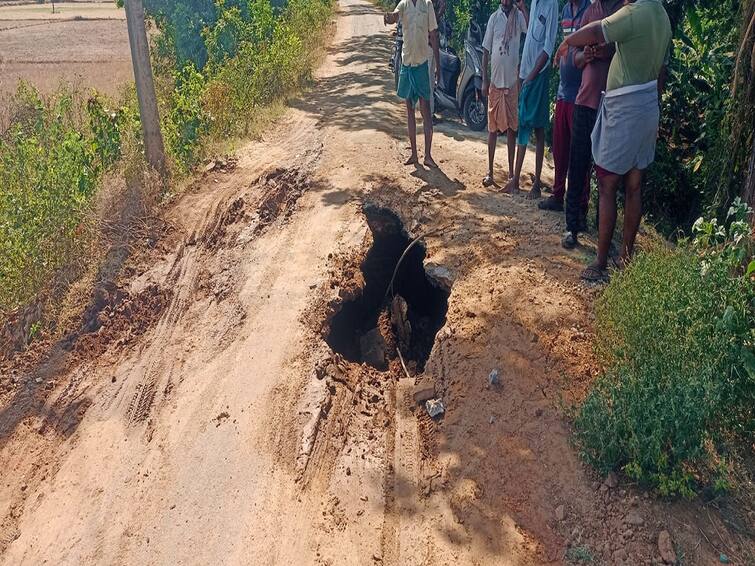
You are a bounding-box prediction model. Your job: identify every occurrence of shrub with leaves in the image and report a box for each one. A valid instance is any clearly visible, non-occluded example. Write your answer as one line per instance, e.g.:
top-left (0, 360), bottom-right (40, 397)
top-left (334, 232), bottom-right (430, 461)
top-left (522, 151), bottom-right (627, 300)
top-left (0, 85), bottom-right (129, 316)
top-left (576, 199), bottom-right (754, 497)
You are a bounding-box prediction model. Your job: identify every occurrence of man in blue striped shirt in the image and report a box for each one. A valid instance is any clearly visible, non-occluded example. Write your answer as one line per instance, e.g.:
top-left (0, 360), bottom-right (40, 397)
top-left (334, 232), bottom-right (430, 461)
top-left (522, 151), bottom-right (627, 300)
top-left (504, 0), bottom-right (559, 197)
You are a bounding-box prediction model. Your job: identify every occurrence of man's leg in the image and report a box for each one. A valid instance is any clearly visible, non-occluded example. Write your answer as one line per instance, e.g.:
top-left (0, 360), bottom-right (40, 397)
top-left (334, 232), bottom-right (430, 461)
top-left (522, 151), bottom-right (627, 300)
top-left (543, 100), bottom-right (570, 208)
top-left (526, 127), bottom-right (545, 199)
top-left (593, 172), bottom-right (621, 270)
top-left (405, 99), bottom-right (418, 165)
top-left (620, 167), bottom-right (644, 264)
top-left (507, 129), bottom-right (516, 179)
top-left (564, 105), bottom-right (594, 236)
top-left (486, 130), bottom-right (497, 181)
top-left (418, 97), bottom-right (436, 167)
top-left (505, 142), bottom-right (527, 195)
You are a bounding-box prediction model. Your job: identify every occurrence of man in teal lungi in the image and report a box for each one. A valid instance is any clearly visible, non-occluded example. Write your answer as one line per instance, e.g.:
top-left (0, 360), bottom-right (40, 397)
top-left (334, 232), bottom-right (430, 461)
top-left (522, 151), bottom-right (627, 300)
top-left (385, 0), bottom-right (441, 167)
top-left (504, 0), bottom-right (559, 196)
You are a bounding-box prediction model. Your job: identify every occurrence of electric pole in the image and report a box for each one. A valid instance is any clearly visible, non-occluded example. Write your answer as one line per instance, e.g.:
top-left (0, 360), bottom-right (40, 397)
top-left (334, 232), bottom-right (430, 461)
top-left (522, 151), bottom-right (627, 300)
top-left (124, 0), bottom-right (168, 180)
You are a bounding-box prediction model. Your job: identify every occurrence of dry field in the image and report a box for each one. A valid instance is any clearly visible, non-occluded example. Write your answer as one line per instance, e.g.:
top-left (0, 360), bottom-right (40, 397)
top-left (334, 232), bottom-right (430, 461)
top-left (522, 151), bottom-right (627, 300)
top-left (0, 1), bottom-right (132, 99)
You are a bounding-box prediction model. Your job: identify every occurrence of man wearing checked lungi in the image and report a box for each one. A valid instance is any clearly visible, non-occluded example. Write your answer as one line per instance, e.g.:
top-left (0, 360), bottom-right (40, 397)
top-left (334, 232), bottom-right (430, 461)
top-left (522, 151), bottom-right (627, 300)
top-left (555, 0), bottom-right (671, 281)
top-left (504, 0), bottom-right (559, 196)
top-left (385, 0), bottom-right (441, 168)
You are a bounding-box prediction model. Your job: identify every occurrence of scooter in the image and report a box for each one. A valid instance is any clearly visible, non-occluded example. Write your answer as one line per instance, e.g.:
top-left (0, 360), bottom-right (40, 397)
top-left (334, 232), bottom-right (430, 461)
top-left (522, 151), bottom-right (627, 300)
top-left (389, 22), bottom-right (403, 90)
top-left (434, 21), bottom-right (487, 131)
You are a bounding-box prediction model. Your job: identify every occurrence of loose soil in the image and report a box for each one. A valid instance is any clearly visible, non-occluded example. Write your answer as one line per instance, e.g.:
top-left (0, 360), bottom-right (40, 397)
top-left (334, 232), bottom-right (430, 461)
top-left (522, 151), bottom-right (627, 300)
top-left (0, 0), bottom-right (752, 564)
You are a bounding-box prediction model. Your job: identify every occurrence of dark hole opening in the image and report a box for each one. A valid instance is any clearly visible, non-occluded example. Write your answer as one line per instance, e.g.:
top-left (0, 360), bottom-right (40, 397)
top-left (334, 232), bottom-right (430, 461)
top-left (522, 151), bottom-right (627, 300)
top-left (326, 205), bottom-right (449, 372)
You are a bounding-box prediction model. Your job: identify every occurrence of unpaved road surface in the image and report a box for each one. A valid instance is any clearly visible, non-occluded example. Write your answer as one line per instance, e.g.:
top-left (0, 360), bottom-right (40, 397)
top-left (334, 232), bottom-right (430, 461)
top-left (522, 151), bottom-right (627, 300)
top-left (0, 1), bottom-right (747, 564)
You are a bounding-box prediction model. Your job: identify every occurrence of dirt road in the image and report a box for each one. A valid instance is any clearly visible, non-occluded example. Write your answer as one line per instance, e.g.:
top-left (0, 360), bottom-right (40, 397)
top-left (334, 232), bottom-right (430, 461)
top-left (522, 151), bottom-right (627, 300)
top-left (0, 1), bottom-right (740, 564)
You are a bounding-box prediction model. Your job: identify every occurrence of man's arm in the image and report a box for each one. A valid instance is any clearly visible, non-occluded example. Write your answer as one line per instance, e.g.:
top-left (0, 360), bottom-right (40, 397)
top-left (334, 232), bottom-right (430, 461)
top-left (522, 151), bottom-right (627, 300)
top-left (384, 11), bottom-right (399, 24)
top-left (524, 51), bottom-right (549, 83)
top-left (435, 0), bottom-right (446, 20)
top-left (592, 42), bottom-right (615, 60)
top-left (430, 29), bottom-right (441, 83)
top-left (574, 48), bottom-right (587, 69)
top-left (658, 64), bottom-right (667, 98)
top-left (554, 20), bottom-right (605, 64)
top-left (517, 0), bottom-right (529, 27)
top-left (482, 48), bottom-right (491, 95)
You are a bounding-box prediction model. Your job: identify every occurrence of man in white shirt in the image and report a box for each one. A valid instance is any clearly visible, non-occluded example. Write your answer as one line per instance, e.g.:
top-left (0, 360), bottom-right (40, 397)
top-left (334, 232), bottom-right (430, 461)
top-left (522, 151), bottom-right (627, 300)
top-left (385, 0), bottom-right (441, 167)
top-left (504, 0), bottom-right (559, 196)
top-left (482, 0), bottom-right (529, 187)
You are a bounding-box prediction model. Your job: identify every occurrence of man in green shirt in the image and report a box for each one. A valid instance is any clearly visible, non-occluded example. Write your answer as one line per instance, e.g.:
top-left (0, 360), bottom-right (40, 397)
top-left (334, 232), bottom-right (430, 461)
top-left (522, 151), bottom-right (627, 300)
top-left (555, 0), bottom-right (671, 282)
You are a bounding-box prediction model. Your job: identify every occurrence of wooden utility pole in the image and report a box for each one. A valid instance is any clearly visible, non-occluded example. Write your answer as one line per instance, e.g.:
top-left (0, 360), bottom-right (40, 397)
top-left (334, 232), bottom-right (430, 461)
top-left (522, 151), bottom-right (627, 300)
top-left (124, 0), bottom-right (168, 179)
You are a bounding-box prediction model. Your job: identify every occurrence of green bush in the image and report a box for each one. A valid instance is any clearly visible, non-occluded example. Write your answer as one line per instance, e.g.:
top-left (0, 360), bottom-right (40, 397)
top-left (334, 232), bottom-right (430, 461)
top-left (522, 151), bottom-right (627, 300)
top-left (153, 0), bottom-right (333, 156)
top-left (576, 199), bottom-right (755, 497)
top-left (0, 85), bottom-right (129, 315)
top-left (0, 0), bottom-right (335, 319)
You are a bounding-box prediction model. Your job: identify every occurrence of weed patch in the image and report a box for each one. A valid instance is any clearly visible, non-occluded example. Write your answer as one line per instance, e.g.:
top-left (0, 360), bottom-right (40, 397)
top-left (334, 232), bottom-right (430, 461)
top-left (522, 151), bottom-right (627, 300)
top-left (576, 200), bottom-right (754, 496)
top-left (0, 0), bottom-right (335, 340)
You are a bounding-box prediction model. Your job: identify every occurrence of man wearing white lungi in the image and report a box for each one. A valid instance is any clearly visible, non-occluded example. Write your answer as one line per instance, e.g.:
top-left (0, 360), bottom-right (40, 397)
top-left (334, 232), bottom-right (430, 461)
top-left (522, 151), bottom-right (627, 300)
top-left (555, 0), bottom-right (671, 281)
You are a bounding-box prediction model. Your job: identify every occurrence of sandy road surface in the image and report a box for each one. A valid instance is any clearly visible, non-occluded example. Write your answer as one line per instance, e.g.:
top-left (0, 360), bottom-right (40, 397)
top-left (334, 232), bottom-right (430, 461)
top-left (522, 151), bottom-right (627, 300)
top-left (0, 0), bottom-right (742, 564)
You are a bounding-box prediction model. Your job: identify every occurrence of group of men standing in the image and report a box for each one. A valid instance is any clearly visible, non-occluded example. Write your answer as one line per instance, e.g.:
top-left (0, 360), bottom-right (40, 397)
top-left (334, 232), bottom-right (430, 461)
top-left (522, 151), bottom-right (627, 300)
top-left (385, 0), bottom-right (671, 282)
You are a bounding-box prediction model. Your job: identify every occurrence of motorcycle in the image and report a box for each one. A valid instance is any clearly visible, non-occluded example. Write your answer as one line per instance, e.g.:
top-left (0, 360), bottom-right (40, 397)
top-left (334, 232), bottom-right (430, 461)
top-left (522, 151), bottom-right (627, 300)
top-left (389, 20), bottom-right (487, 132)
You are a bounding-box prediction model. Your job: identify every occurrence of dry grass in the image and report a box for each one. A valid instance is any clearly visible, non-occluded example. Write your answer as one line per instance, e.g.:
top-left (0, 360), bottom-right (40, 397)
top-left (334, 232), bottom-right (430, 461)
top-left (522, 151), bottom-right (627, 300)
top-left (0, 2), bottom-right (131, 98)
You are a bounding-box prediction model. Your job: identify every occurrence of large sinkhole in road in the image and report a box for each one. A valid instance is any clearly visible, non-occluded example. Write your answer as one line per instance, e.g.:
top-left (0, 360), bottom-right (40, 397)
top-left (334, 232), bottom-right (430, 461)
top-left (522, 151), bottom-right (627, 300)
top-left (326, 206), bottom-right (449, 373)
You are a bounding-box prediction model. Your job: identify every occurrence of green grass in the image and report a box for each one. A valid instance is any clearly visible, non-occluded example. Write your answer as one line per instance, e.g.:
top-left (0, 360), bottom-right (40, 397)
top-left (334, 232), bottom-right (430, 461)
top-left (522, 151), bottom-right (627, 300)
top-left (575, 201), bottom-right (755, 496)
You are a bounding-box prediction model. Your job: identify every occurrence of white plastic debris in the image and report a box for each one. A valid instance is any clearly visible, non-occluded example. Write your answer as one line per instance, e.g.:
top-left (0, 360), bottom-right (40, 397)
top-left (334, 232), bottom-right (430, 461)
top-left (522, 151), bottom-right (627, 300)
top-left (425, 398), bottom-right (445, 418)
top-left (488, 368), bottom-right (500, 387)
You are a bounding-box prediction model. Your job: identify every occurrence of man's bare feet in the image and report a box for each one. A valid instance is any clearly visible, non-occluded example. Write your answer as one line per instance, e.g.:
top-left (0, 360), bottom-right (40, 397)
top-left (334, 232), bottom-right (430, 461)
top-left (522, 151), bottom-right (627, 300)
top-left (482, 173), bottom-right (496, 187)
top-left (525, 179), bottom-right (542, 200)
top-left (502, 178), bottom-right (520, 195)
top-left (423, 155), bottom-right (438, 168)
top-left (404, 154), bottom-right (419, 166)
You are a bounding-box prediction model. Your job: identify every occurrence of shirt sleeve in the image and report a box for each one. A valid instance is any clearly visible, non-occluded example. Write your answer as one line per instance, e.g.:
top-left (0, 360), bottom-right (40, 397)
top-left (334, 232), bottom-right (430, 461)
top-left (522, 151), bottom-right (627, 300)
top-left (601, 5), bottom-right (633, 44)
top-left (542, 0), bottom-right (559, 57)
top-left (578, 3), bottom-right (596, 27)
top-left (393, 0), bottom-right (404, 15)
top-left (428, 1), bottom-right (438, 32)
top-left (482, 15), bottom-right (494, 52)
top-left (518, 11), bottom-right (526, 34)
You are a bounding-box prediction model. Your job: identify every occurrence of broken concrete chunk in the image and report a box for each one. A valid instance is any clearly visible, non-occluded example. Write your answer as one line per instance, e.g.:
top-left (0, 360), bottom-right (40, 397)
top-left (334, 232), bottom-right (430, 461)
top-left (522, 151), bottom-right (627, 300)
top-left (424, 263), bottom-right (454, 291)
top-left (359, 328), bottom-right (387, 371)
top-left (413, 379), bottom-right (436, 403)
top-left (425, 398), bottom-right (445, 418)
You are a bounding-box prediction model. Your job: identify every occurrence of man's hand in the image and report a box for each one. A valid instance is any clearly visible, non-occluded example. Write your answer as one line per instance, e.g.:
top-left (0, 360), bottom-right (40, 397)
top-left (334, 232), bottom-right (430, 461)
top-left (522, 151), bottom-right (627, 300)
top-left (384, 12), bottom-right (399, 25)
top-left (583, 45), bottom-right (596, 63)
top-left (554, 40), bottom-right (569, 67)
top-left (591, 43), bottom-right (612, 60)
top-left (482, 78), bottom-right (490, 97)
top-left (435, 64), bottom-right (441, 86)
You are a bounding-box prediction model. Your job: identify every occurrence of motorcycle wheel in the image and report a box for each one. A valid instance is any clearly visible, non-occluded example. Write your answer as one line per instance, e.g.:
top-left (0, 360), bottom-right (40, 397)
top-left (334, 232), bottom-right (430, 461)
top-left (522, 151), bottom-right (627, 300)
top-left (462, 90), bottom-right (487, 132)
